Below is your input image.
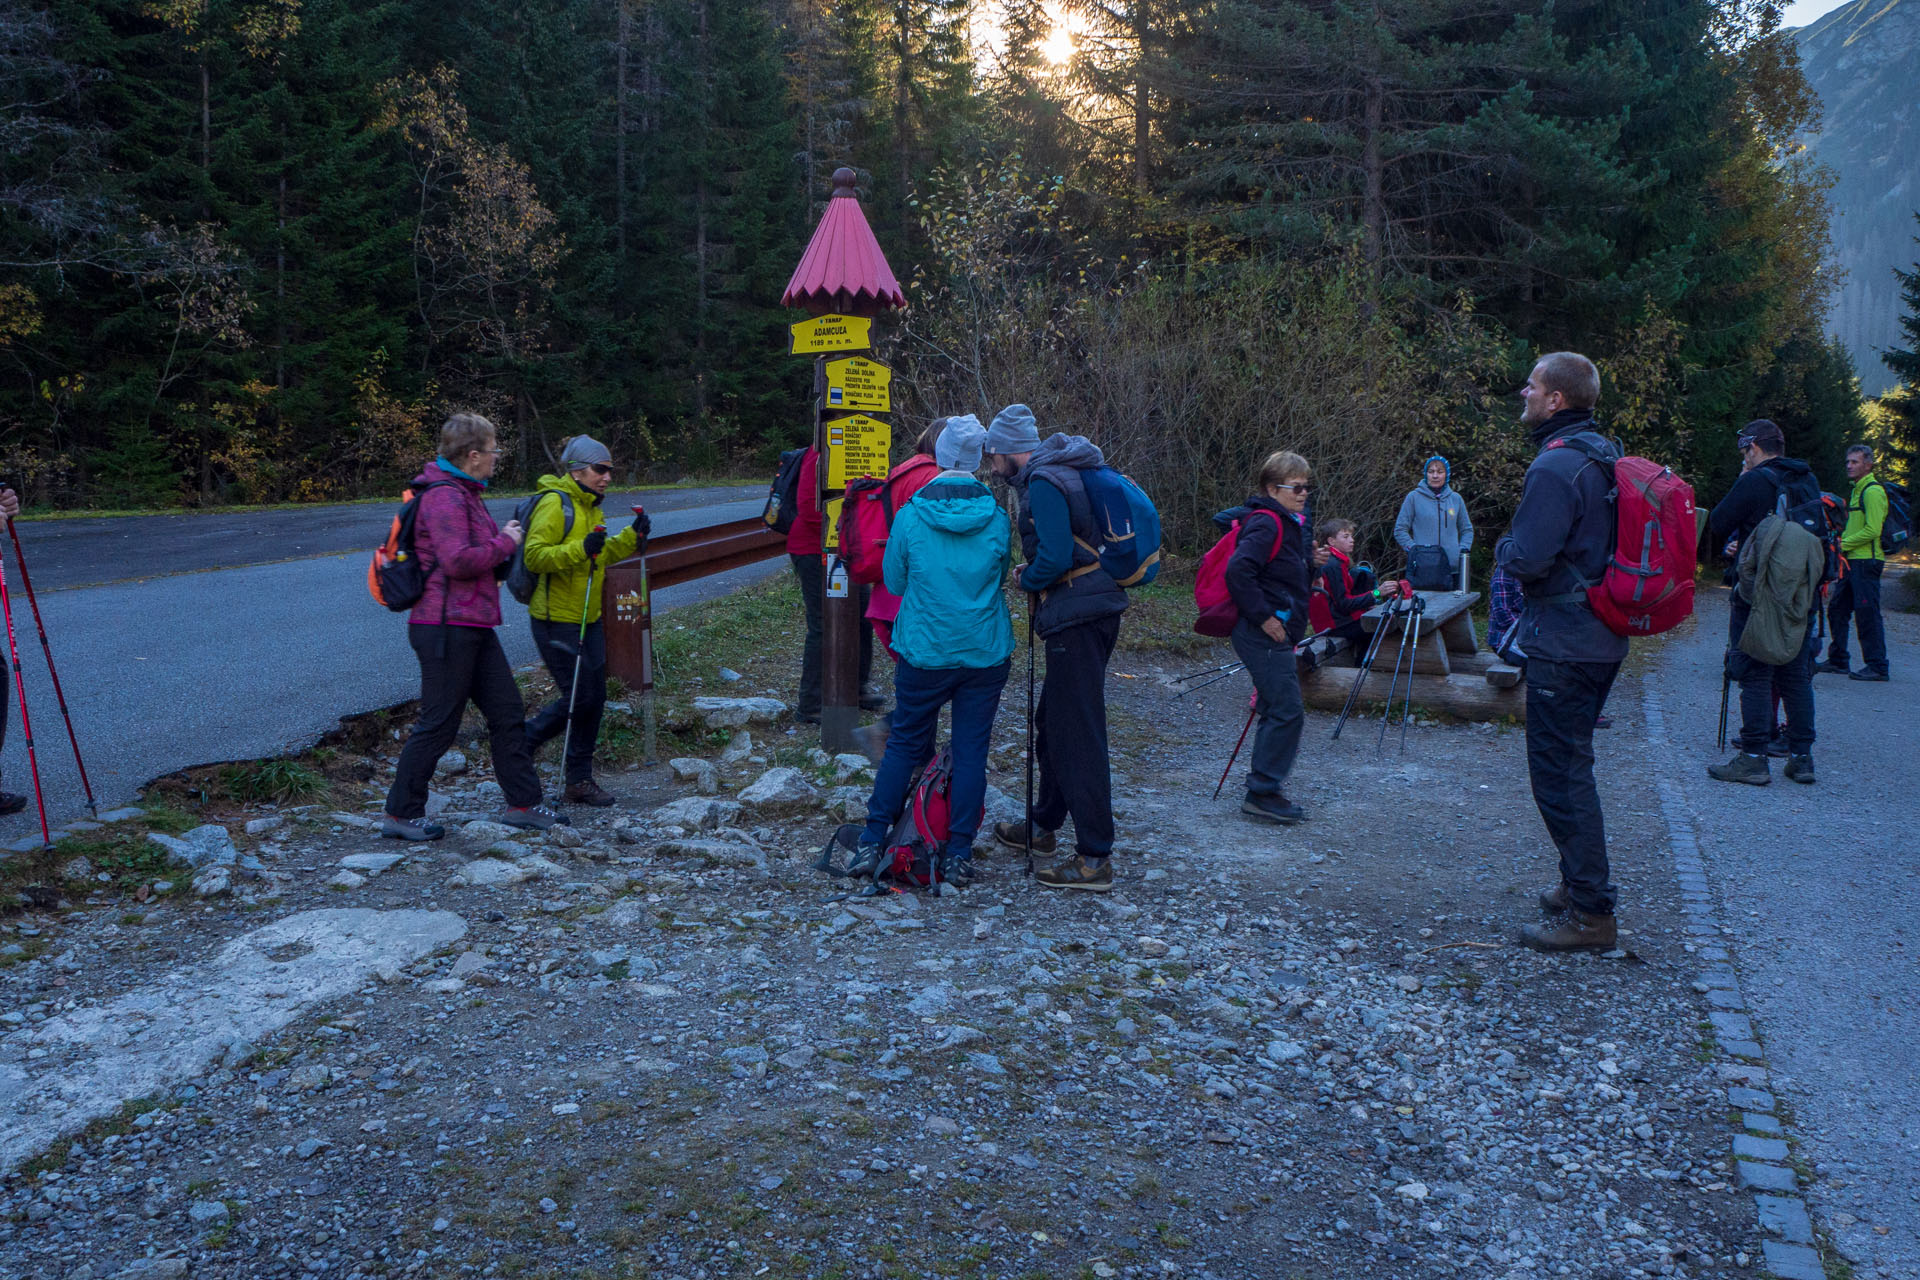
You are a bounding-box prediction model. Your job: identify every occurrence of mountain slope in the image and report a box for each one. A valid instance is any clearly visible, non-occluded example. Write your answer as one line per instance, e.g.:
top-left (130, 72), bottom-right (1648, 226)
top-left (1797, 0), bottom-right (1920, 395)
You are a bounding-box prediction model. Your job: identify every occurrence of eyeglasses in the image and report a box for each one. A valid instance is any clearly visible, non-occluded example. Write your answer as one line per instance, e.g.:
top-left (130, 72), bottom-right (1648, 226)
top-left (587, 463), bottom-right (614, 476)
top-left (1280, 483), bottom-right (1312, 495)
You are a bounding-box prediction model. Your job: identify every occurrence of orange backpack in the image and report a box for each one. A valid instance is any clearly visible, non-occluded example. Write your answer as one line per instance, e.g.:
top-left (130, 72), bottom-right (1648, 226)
top-left (367, 481), bottom-right (451, 611)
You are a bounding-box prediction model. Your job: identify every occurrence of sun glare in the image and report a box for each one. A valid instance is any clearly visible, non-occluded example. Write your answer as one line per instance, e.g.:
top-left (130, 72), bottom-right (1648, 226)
top-left (1041, 23), bottom-right (1076, 66)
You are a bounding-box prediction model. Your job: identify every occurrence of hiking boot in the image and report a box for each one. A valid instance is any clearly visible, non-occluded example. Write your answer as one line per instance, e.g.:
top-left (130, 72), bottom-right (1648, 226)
top-left (1813, 659), bottom-right (1850, 675)
top-left (1849, 668), bottom-right (1890, 682)
top-left (1241, 791), bottom-right (1305, 825)
top-left (381, 814), bottom-right (444, 842)
top-left (0, 792), bottom-right (25, 817)
top-left (1784, 754), bottom-right (1816, 784)
top-left (794, 709), bottom-right (821, 725)
top-left (1593, 714), bottom-right (1613, 730)
top-left (564, 779), bottom-right (616, 807)
top-left (994, 820), bottom-right (1056, 854)
top-left (847, 840), bottom-right (885, 880)
top-left (1539, 881), bottom-right (1570, 913)
top-left (1707, 752), bottom-right (1770, 786)
top-left (499, 804), bottom-right (572, 831)
top-left (1035, 855), bottom-right (1113, 892)
top-left (1520, 907), bottom-right (1618, 954)
top-left (939, 853), bottom-right (976, 889)
top-left (1764, 730), bottom-right (1789, 759)
top-left (858, 683), bottom-right (888, 712)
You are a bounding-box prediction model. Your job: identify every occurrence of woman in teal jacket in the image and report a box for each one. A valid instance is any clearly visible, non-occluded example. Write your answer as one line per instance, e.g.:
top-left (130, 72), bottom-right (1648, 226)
top-left (851, 416), bottom-right (1012, 887)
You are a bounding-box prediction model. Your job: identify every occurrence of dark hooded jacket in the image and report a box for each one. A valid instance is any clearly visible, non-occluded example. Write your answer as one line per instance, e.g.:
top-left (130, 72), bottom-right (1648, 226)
top-left (1707, 455), bottom-right (1822, 586)
top-left (1012, 433), bottom-right (1129, 636)
top-left (1224, 494), bottom-right (1313, 640)
top-left (1494, 409), bottom-right (1629, 665)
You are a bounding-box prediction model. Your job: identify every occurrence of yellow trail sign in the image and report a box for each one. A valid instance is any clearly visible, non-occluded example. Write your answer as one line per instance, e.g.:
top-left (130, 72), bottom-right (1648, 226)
top-left (790, 313), bottom-right (872, 355)
top-left (824, 356), bottom-right (892, 413)
top-left (825, 414), bottom-right (892, 489)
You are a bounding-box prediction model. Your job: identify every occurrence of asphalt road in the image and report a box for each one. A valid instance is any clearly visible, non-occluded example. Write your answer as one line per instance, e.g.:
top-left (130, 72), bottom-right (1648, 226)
top-left (1646, 580), bottom-right (1918, 1278)
top-left (0, 485), bottom-right (784, 836)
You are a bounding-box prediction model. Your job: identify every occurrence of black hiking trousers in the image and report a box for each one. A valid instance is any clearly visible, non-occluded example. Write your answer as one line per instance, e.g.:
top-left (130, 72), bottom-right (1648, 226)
top-left (524, 618), bottom-right (606, 785)
top-left (1524, 657), bottom-right (1621, 916)
top-left (387, 624), bottom-right (541, 820)
top-left (1728, 598), bottom-right (1815, 754)
top-left (791, 553), bottom-right (873, 719)
top-left (1031, 614), bottom-right (1120, 859)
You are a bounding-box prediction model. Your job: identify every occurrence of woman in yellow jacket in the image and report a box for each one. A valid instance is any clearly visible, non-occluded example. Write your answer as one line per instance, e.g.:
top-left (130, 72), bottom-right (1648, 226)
top-left (521, 436), bottom-right (649, 805)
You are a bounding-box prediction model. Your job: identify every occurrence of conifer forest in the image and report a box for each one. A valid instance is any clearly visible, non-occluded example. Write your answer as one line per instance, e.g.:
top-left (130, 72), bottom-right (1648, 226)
top-left (1, 0), bottom-right (1912, 546)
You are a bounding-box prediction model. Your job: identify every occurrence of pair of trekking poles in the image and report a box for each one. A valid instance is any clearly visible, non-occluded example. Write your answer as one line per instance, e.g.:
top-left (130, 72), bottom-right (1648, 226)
top-left (1330, 587), bottom-right (1425, 751)
top-left (0, 517), bottom-right (96, 848)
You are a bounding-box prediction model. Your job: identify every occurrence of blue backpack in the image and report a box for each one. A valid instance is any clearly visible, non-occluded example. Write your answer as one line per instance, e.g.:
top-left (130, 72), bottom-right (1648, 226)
top-left (1077, 467), bottom-right (1162, 588)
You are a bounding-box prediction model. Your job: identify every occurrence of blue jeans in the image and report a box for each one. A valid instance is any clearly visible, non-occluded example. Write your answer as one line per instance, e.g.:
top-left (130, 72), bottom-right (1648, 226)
top-left (863, 659), bottom-right (1010, 861)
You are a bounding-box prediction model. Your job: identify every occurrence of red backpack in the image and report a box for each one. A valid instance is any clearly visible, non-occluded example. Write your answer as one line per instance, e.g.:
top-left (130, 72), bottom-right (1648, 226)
top-left (880, 745), bottom-right (974, 894)
top-left (1563, 444), bottom-right (1698, 637)
top-left (1192, 510), bottom-right (1281, 637)
top-left (840, 455), bottom-right (941, 585)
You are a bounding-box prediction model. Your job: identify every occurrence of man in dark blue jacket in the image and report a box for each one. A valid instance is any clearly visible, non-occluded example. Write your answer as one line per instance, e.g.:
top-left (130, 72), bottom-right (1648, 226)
top-left (1495, 352), bottom-right (1627, 954)
top-left (984, 405), bottom-right (1129, 892)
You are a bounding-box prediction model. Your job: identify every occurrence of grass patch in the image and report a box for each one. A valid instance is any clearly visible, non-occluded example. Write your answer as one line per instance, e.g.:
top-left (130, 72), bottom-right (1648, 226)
top-left (1112, 562), bottom-right (1212, 658)
top-left (214, 759), bottom-right (331, 805)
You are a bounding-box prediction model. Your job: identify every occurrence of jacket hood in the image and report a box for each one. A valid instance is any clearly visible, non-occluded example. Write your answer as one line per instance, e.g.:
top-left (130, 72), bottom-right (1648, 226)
top-left (1421, 455), bottom-right (1453, 493)
top-left (1017, 432), bottom-right (1105, 486)
top-left (1762, 456), bottom-right (1816, 483)
top-left (913, 474), bottom-right (1000, 535)
top-left (414, 459), bottom-right (481, 491)
top-left (536, 471), bottom-right (604, 507)
top-left (1529, 407), bottom-right (1597, 448)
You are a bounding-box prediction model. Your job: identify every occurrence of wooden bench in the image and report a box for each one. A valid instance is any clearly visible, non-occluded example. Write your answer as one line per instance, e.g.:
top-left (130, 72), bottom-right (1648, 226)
top-left (1299, 590), bottom-right (1526, 721)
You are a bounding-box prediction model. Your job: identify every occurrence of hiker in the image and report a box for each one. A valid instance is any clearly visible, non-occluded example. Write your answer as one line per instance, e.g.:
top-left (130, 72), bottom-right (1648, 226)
top-left (0, 484), bottom-right (25, 815)
top-left (1818, 444), bottom-right (1891, 682)
top-left (1494, 352), bottom-right (1626, 953)
top-left (1317, 518), bottom-right (1401, 665)
top-left (1394, 455), bottom-right (1474, 590)
top-left (519, 435), bottom-right (650, 807)
top-left (1224, 453), bottom-right (1317, 823)
top-left (865, 421), bottom-right (945, 658)
top-left (787, 445), bottom-right (882, 725)
top-left (382, 414), bottom-right (568, 840)
top-left (1706, 419), bottom-right (1823, 785)
top-left (983, 404), bottom-right (1128, 892)
top-left (848, 417), bottom-right (1011, 888)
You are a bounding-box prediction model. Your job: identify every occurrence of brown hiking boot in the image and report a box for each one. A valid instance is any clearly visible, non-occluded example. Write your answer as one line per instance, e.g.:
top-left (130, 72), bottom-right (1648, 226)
top-left (1034, 855), bottom-right (1112, 892)
top-left (1520, 908), bottom-right (1617, 954)
top-left (1538, 882), bottom-right (1570, 913)
top-left (564, 779), bottom-right (616, 807)
top-left (993, 820), bottom-right (1056, 854)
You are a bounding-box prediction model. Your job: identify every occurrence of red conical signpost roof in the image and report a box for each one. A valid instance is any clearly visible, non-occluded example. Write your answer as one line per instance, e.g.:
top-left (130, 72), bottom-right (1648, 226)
top-left (783, 168), bottom-right (905, 318)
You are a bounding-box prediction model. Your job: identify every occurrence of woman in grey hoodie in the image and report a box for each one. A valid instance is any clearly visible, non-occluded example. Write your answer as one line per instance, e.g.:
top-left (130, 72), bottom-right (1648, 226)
top-left (1393, 455), bottom-right (1473, 588)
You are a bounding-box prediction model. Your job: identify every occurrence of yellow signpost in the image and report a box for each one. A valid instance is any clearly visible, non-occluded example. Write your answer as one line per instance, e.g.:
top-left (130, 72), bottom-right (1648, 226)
top-left (823, 356), bottom-right (893, 413)
top-left (789, 313), bottom-right (872, 355)
top-left (824, 414), bottom-right (892, 490)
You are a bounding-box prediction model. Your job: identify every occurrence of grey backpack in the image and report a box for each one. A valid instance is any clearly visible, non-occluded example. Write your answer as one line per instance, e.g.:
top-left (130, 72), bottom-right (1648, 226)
top-left (504, 490), bottom-right (575, 605)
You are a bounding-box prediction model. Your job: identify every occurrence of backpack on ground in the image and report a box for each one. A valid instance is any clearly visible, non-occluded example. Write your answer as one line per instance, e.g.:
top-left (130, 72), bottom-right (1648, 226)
top-left (840, 455), bottom-right (940, 585)
top-left (761, 447), bottom-right (809, 535)
top-left (1860, 479), bottom-right (1912, 556)
top-left (1192, 510), bottom-right (1281, 637)
top-left (502, 490), bottom-right (576, 605)
top-left (1560, 441), bottom-right (1698, 637)
top-left (878, 745), bottom-right (976, 895)
top-left (367, 481), bottom-right (453, 612)
top-left (1075, 467), bottom-right (1162, 587)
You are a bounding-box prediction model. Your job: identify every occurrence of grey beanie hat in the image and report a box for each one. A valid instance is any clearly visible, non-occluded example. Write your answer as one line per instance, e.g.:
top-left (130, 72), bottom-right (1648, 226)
top-left (935, 414), bottom-right (986, 472)
top-left (984, 404), bottom-right (1041, 455)
top-left (560, 435), bottom-right (613, 469)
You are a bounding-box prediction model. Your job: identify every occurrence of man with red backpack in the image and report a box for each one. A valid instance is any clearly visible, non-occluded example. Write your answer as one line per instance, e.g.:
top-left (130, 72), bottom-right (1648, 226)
top-left (1495, 352), bottom-right (1628, 954)
top-left (786, 445), bottom-right (883, 724)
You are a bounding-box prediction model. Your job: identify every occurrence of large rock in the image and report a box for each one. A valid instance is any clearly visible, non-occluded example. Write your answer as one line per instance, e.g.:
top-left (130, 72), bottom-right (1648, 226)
top-left (449, 859), bottom-right (532, 887)
top-left (147, 825), bottom-right (237, 869)
top-left (651, 797), bottom-right (741, 831)
top-left (654, 838), bottom-right (766, 871)
top-left (738, 767), bottom-right (818, 808)
top-left (668, 757), bottom-right (719, 794)
top-left (693, 696), bottom-right (787, 729)
top-left (460, 820), bottom-right (522, 845)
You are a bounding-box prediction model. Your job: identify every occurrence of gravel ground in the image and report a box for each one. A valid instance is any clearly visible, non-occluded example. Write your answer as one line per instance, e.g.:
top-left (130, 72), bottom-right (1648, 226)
top-left (1643, 574), bottom-right (1919, 1279)
top-left (0, 647), bottom-right (1775, 1280)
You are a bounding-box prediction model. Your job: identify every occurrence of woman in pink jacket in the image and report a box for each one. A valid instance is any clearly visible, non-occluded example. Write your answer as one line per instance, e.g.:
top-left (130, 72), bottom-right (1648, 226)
top-left (381, 414), bottom-right (569, 841)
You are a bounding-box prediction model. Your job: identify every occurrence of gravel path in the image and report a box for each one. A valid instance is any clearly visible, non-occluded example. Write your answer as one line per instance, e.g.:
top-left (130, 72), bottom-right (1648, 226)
top-left (1644, 577), bottom-right (1919, 1278)
top-left (0, 638), bottom-right (1775, 1279)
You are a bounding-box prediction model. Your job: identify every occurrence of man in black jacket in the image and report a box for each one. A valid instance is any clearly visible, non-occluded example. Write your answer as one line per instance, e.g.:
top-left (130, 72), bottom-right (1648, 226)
top-left (1704, 419), bottom-right (1821, 786)
top-left (1495, 352), bottom-right (1627, 954)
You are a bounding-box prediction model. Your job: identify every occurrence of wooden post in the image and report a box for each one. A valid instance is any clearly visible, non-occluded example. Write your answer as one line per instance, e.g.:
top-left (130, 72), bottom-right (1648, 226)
top-left (818, 354), bottom-right (861, 755)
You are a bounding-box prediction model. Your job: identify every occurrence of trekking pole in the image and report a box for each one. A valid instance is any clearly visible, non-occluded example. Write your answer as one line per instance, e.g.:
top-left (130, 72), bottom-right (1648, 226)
top-left (1173, 664), bottom-right (1245, 698)
top-left (1398, 595), bottom-right (1427, 752)
top-left (1376, 594), bottom-right (1420, 750)
top-left (558, 532), bottom-right (604, 786)
top-left (1717, 656), bottom-right (1732, 751)
top-left (1173, 659), bottom-right (1243, 684)
top-left (1211, 694), bottom-right (1258, 801)
top-left (0, 542), bottom-right (51, 848)
top-left (1024, 599), bottom-right (1036, 878)
top-left (1331, 594), bottom-right (1400, 739)
top-left (2, 519), bottom-right (94, 816)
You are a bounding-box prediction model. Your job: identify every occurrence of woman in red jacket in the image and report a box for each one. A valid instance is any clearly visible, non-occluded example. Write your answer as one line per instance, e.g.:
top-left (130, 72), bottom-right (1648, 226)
top-left (381, 414), bottom-right (569, 841)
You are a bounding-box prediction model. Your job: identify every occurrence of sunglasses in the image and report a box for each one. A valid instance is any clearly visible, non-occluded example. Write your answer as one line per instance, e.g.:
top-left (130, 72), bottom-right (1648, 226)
top-left (586, 463), bottom-right (614, 476)
top-left (1278, 483), bottom-right (1312, 495)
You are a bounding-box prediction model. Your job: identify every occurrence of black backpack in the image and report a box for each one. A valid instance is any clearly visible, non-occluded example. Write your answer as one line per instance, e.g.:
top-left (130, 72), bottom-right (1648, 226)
top-left (368, 481), bottom-right (454, 612)
top-left (761, 447), bottom-right (808, 535)
top-left (1859, 479), bottom-right (1912, 556)
top-left (503, 490), bottom-right (575, 605)
top-left (1770, 477), bottom-right (1837, 587)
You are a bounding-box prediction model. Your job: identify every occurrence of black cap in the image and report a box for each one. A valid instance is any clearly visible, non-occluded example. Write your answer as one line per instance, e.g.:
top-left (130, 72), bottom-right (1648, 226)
top-left (1736, 419), bottom-right (1784, 452)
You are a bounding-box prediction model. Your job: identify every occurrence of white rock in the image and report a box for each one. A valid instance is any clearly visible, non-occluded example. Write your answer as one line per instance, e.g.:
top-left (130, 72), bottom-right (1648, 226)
top-left (738, 767), bottom-right (818, 807)
top-left (461, 820), bottom-right (521, 844)
top-left (1266, 1040), bottom-right (1307, 1063)
top-left (832, 753), bottom-right (875, 784)
top-left (329, 812), bottom-right (376, 830)
top-left (449, 951), bottom-right (493, 980)
top-left (147, 824), bottom-right (238, 869)
top-left (449, 859), bottom-right (534, 887)
top-left (436, 749), bottom-right (469, 776)
top-left (669, 758), bottom-right (719, 793)
top-left (474, 780), bottom-right (504, 804)
top-left (96, 806), bottom-right (145, 824)
top-left (244, 816), bottom-right (285, 837)
top-left (653, 838), bottom-right (765, 870)
top-left (1395, 1182), bottom-right (1430, 1201)
top-left (1135, 936), bottom-right (1171, 958)
top-left (339, 852), bottom-right (404, 875)
top-left (424, 790), bottom-right (450, 818)
top-left (421, 978), bottom-right (464, 995)
top-left (60, 856), bottom-right (94, 883)
top-left (651, 797), bottom-right (741, 830)
top-left (693, 696), bottom-right (787, 729)
top-left (188, 1199), bottom-right (230, 1224)
top-left (718, 730), bottom-right (754, 766)
top-left (545, 825), bottom-right (586, 850)
top-left (325, 870), bottom-right (366, 890)
top-left (192, 867), bottom-right (232, 898)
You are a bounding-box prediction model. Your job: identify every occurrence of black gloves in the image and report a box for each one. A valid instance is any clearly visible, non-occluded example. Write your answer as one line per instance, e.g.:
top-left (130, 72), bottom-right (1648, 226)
top-left (583, 528), bottom-right (607, 558)
top-left (631, 510), bottom-right (651, 539)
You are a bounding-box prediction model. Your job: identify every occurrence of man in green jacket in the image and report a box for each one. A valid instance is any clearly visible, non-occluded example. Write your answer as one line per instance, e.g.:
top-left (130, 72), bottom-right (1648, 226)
top-left (522, 436), bottom-right (648, 805)
top-left (1817, 444), bottom-right (1890, 682)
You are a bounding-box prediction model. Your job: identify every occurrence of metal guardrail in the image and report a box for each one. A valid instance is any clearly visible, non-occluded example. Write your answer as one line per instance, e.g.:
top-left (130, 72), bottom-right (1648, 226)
top-left (602, 517), bottom-right (786, 696)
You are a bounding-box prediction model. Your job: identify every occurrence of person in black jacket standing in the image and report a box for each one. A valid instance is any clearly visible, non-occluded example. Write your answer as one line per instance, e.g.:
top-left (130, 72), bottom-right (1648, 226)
top-left (1495, 352), bottom-right (1627, 954)
top-left (1224, 451), bottom-right (1317, 824)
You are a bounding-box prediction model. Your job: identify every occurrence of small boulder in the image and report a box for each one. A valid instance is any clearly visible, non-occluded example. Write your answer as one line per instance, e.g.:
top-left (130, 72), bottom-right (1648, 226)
top-left (718, 730), bottom-right (754, 766)
top-left (339, 852), bottom-right (404, 876)
top-left (832, 753), bottom-right (875, 784)
top-left (60, 856), bottom-right (94, 883)
top-left (244, 815), bottom-right (285, 837)
top-left (739, 767), bottom-right (818, 808)
top-left (545, 825), bottom-right (586, 850)
top-left (192, 867), bottom-right (232, 898)
top-left (324, 870), bottom-right (366, 890)
top-left (461, 820), bottom-right (521, 844)
top-left (449, 859), bottom-right (534, 887)
top-left (654, 838), bottom-right (765, 870)
top-left (436, 749), bottom-right (470, 776)
top-left (693, 696), bottom-right (786, 729)
top-left (668, 758), bottom-right (719, 794)
top-left (148, 824), bottom-right (238, 869)
top-left (651, 797), bottom-right (740, 831)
